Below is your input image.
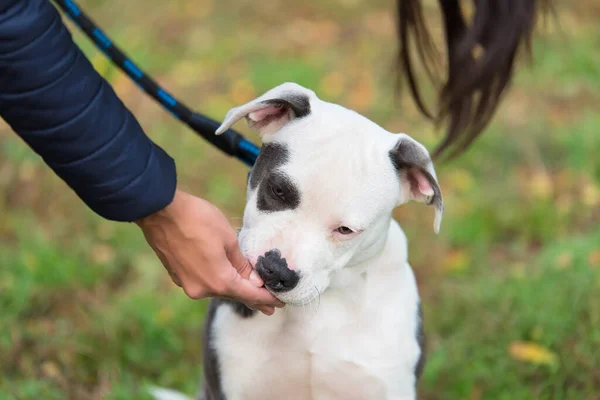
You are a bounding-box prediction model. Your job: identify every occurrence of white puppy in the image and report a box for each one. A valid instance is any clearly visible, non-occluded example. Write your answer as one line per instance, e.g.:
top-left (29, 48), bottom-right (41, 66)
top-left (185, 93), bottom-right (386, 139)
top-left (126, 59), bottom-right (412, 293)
top-left (152, 82), bottom-right (443, 400)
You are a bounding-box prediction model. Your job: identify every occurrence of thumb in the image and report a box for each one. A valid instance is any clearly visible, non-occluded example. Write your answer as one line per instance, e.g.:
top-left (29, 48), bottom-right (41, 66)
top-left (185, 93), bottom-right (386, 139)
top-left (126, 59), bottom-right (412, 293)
top-left (226, 273), bottom-right (285, 308)
top-left (226, 241), bottom-right (264, 288)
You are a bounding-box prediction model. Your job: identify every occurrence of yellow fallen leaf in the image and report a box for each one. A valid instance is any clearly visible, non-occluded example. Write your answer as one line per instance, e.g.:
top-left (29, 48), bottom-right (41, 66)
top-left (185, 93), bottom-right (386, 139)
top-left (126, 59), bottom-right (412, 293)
top-left (555, 252), bottom-right (573, 270)
top-left (443, 249), bottom-right (470, 273)
top-left (530, 171), bottom-right (553, 200)
top-left (508, 341), bottom-right (558, 367)
top-left (90, 244), bottom-right (116, 264)
top-left (582, 182), bottom-right (600, 207)
top-left (588, 249), bottom-right (600, 269)
top-left (41, 361), bottom-right (62, 379)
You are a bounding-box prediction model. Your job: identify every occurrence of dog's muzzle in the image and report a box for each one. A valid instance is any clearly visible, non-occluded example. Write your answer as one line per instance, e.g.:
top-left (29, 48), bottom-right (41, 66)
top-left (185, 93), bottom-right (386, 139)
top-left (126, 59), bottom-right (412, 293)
top-left (255, 249), bottom-right (300, 292)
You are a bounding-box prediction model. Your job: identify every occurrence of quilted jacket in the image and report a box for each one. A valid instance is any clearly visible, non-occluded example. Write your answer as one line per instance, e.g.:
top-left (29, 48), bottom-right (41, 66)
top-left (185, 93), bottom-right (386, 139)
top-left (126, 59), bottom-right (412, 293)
top-left (0, 0), bottom-right (177, 221)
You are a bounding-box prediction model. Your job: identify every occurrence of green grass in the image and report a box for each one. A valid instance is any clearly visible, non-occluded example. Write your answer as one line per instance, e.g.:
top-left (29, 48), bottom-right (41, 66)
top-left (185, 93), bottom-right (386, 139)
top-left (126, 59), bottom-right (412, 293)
top-left (422, 228), bottom-right (600, 400)
top-left (1, 0), bottom-right (599, 399)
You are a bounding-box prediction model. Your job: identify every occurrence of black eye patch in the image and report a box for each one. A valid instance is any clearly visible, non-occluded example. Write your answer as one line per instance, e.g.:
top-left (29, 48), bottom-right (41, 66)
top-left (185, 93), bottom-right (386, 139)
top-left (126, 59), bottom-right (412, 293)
top-left (257, 172), bottom-right (300, 212)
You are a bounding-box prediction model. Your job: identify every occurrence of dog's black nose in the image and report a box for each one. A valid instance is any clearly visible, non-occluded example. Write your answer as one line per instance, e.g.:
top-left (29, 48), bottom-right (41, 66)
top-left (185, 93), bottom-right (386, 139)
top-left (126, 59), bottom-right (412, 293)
top-left (255, 249), bottom-right (300, 292)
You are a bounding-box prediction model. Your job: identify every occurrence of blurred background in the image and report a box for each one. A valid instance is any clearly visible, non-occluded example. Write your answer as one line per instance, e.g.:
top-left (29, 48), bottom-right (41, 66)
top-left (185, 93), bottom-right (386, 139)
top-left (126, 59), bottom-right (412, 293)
top-left (1, 0), bottom-right (599, 399)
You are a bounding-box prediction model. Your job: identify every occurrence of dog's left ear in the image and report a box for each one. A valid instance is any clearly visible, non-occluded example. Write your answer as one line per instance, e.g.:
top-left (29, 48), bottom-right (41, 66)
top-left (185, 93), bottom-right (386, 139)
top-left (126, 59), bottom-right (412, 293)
top-left (389, 135), bottom-right (444, 233)
top-left (215, 82), bottom-right (314, 142)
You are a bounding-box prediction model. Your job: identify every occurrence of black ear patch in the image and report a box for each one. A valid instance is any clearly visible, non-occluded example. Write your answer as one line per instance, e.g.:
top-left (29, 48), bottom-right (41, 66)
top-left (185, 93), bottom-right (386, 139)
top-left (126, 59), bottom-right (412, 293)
top-left (390, 140), bottom-right (431, 171)
top-left (389, 139), bottom-right (443, 209)
top-left (263, 93), bottom-right (311, 119)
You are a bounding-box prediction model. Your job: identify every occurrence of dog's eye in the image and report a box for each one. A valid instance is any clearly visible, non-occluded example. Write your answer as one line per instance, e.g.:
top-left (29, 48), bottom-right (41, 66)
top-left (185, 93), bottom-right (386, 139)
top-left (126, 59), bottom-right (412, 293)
top-left (336, 226), bottom-right (354, 235)
top-left (270, 185), bottom-right (285, 200)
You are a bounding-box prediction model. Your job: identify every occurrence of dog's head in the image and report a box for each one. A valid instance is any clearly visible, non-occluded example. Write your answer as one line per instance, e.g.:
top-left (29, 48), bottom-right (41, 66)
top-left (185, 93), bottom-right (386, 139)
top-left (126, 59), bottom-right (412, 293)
top-left (216, 83), bottom-right (443, 305)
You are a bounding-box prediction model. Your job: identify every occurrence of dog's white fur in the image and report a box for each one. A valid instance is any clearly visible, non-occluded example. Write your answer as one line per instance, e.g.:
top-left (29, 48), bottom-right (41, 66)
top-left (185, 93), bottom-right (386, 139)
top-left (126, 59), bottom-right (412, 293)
top-left (213, 223), bottom-right (420, 400)
top-left (151, 83), bottom-right (442, 400)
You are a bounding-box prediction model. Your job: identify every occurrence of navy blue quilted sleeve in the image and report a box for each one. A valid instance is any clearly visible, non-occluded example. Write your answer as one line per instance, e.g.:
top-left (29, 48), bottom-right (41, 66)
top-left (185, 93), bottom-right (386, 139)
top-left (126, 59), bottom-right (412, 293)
top-left (0, 0), bottom-right (177, 222)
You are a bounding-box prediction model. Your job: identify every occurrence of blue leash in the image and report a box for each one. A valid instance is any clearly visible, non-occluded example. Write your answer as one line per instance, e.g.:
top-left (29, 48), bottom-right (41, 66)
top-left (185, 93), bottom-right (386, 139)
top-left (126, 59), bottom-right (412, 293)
top-left (53, 0), bottom-right (260, 167)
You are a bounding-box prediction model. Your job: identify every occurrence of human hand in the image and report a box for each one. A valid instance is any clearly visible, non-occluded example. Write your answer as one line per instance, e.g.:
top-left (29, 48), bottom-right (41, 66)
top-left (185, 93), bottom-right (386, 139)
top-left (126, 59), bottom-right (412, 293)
top-left (135, 189), bottom-right (284, 315)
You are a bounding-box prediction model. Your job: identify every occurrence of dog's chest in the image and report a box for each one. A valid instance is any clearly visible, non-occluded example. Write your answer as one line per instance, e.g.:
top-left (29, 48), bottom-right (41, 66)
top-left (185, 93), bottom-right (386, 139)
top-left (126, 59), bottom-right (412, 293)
top-left (211, 268), bottom-right (420, 400)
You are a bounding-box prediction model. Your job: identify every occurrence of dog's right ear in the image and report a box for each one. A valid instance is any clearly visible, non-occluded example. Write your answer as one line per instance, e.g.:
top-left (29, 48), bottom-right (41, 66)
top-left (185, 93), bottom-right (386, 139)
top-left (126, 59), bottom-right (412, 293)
top-left (215, 82), bottom-right (314, 142)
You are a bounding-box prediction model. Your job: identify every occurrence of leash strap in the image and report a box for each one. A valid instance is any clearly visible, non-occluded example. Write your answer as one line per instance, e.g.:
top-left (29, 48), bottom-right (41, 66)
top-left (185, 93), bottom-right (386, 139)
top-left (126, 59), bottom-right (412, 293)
top-left (53, 0), bottom-right (260, 167)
